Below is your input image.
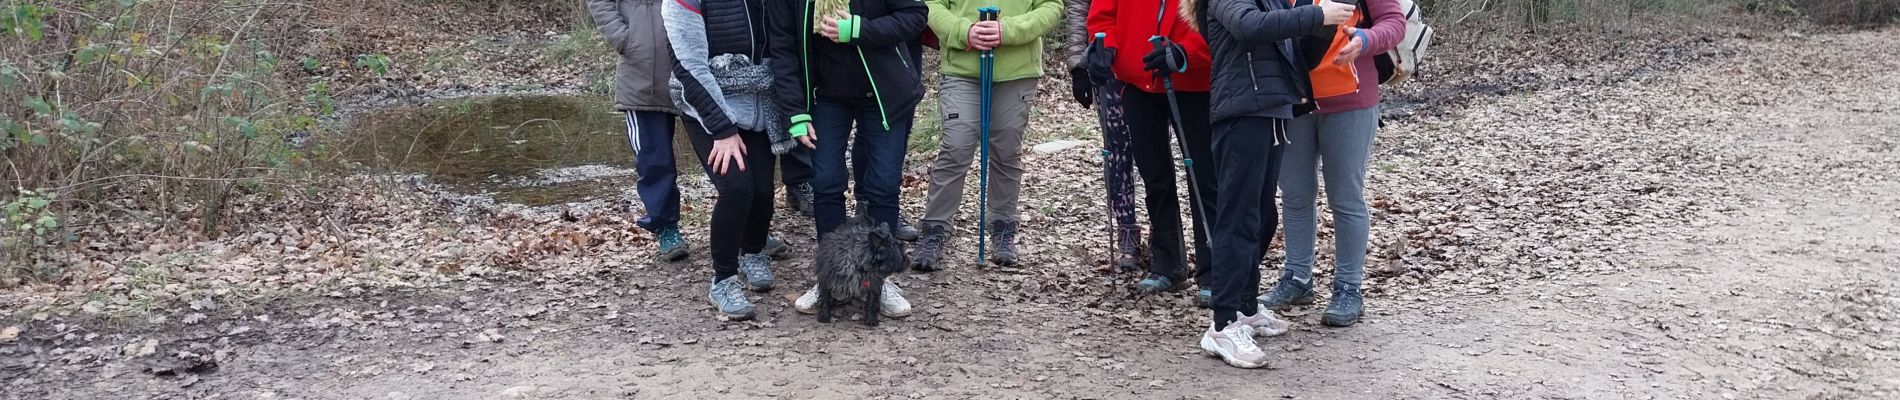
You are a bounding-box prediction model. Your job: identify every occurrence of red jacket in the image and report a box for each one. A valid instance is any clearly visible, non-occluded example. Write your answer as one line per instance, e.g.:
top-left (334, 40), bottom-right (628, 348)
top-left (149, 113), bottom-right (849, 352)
top-left (1086, 0), bottom-right (1212, 93)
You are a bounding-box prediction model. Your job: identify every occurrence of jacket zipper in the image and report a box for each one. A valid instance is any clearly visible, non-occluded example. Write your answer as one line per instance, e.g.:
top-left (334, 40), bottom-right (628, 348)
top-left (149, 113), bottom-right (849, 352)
top-left (744, 1), bottom-right (759, 59)
top-left (895, 47), bottom-right (910, 71)
top-left (1246, 51), bottom-right (1260, 90)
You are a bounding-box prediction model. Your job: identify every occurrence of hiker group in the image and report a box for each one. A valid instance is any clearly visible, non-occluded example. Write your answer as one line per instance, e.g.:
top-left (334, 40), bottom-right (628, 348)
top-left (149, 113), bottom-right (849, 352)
top-left (591, 0), bottom-right (1429, 369)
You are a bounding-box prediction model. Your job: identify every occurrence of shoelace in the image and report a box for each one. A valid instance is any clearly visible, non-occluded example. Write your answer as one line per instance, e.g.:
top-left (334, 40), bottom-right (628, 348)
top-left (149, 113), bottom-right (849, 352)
top-left (1229, 325), bottom-right (1264, 353)
top-left (713, 279), bottom-right (747, 305)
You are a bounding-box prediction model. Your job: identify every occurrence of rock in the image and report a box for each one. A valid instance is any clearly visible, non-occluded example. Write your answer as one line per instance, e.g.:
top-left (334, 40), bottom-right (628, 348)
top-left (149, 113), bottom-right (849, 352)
top-left (1032, 140), bottom-right (1090, 155)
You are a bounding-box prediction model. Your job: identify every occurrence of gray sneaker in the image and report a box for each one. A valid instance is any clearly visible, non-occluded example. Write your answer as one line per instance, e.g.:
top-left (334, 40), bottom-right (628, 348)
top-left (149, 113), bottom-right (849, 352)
top-left (737, 253), bottom-right (774, 292)
top-left (1257, 278), bottom-right (1316, 311)
top-left (857, 201), bottom-right (921, 242)
top-left (1321, 287), bottom-right (1364, 327)
top-left (787, 183), bottom-right (815, 217)
top-left (708, 276), bottom-right (755, 321)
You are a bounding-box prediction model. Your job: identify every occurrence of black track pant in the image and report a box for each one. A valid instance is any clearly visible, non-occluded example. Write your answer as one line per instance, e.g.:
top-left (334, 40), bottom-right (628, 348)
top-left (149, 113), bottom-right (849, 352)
top-left (685, 120), bottom-right (778, 280)
top-left (1122, 86), bottom-right (1216, 283)
top-left (1208, 116), bottom-right (1286, 329)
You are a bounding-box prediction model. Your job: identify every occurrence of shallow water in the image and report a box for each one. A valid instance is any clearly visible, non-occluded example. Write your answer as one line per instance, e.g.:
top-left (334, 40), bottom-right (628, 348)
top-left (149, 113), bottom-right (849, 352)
top-left (346, 95), bottom-right (701, 206)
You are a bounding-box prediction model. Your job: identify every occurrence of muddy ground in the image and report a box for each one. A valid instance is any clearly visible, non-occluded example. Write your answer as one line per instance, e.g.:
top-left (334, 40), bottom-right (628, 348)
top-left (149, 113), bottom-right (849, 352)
top-left (2, 18), bottom-right (1897, 400)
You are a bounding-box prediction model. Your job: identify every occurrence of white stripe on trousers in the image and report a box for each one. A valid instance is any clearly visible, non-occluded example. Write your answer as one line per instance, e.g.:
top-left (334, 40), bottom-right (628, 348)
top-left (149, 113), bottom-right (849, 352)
top-left (625, 113), bottom-right (643, 154)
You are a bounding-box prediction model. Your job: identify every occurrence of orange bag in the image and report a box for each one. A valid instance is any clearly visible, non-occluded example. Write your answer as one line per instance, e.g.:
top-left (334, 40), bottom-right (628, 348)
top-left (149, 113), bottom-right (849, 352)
top-left (1306, 7), bottom-right (1363, 99)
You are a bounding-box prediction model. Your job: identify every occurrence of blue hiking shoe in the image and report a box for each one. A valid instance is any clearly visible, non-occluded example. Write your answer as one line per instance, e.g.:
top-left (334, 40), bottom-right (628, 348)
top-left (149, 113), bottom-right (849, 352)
top-left (1257, 278), bottom-right (1316, 311)
top-left (655, 224), bottom-right (690, 262)
top-left (708, 276), bottom-right (755, 321)
top-left (1136, 273), bottom-right (1190, 294)
top-left (1195, 288), bottom-right (1212, 308)
top-left (1321, 287), bottom-right (1364, 327)
top-left (737, 253), bottom-right (774, 292)
top-left (762, 235), bottom-right (790, 260)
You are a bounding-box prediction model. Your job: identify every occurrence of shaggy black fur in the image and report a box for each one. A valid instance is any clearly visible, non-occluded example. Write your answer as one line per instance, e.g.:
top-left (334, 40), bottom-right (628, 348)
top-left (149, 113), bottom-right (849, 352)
top-left (814, 216), bottom-right (908, 326)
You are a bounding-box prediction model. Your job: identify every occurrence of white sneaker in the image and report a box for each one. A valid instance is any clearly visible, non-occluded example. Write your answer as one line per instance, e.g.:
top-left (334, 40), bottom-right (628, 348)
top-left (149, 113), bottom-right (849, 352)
top-left (1200, 323), bottom-right (1270, 369)
top-left (1235, 312), bottom-right (1291, 337)
top-left (795, 285), bottom-right (820, 315)
top-left (880, 280), bottom-right (912, 318)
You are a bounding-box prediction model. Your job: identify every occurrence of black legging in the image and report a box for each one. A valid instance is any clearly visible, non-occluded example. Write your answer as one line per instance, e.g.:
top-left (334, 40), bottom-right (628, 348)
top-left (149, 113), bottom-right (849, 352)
top-left (1122, 86), bottom-right (1216, 283)
top-left (685, 120), bottom-right (778, 280)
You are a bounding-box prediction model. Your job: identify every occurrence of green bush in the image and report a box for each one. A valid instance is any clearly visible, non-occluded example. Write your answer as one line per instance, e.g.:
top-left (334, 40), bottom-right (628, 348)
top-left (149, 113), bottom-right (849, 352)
top-left (1798, 0), bottom-right (1900, 25)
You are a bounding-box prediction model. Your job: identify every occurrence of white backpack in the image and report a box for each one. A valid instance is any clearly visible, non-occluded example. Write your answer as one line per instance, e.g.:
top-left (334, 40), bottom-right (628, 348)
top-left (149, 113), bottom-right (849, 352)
top-left (1370, 0), bottom-right (1432, 85)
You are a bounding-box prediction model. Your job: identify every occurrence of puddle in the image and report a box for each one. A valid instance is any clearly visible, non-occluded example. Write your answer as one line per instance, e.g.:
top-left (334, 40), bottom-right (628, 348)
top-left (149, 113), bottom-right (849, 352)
top-left (346, 95), bottom-right (700, 206)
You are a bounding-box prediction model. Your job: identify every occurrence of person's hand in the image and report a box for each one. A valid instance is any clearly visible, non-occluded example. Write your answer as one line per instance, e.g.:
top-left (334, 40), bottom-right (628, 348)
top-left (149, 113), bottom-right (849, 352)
top-left (1333, 27), bottom-right (1365, 66)
top-left (707, 134), bottom-right (748, 175)
top-left (795, 123), bottom-right (818, 149)
top-left (1070, 67), bottom-right (1093, 108)
top-left (967, 21), bottom-right (1002, 50)
top-left (1317, 0), bottom-right (1356, 26)
top-left (1141, 38), bottom-right (1186, 78)
top-left (819, 10), bottom-right (850, 42)
top-left (1084, 41), bottom-right (1116, 86)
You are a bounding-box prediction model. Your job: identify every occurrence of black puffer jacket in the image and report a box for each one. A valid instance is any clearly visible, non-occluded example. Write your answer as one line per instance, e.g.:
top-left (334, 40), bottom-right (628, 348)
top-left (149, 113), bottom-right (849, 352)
top-left (767, 0), bottom-right (928, 130)
top-left (1185, 0), bottom-right (1326, 123)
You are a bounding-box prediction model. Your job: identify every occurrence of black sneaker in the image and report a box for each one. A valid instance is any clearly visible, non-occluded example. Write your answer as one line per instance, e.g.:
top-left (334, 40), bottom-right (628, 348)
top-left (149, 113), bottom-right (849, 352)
top-left (910, 224), bottom-right (948, 272)
top-left (1115, 226), bottom-right (1141, 272)
top-left (988, 220), bottom-right (1020, 267)
top-left (859, 201), bottom-right (922, 242)
top-left (786, 183), bottom-right (814, 217)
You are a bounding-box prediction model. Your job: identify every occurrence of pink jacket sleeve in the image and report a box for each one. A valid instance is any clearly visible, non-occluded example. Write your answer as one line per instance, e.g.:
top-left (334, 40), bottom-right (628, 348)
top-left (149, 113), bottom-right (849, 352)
top-left (1361, 0), bottom-right (1406, 55)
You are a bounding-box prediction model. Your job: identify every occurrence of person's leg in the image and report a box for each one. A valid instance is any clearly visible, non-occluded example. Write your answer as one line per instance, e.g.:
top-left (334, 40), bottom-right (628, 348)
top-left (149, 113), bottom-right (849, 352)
top-left (1174, 90), bottom-right (1218, 287)
top-left (627, 112), bottom-right (696, 259)
top-left (919, 76), bottom-right (982, 233)
top-left (856, 98), bottom-right (912, 230)
top-left (981, 77), bottom-right (1035, 266)
top-left (1207, 117), bottom-right (1283, 330)
top-left (913, 76), bottom-right (982, 270)
top-left (1199, 117), bottom-right (1281, 369)
top-left (1124, 87), bottom-right (1188, 285)
top-left (1262, 112), bottom-right (1323, 309)
top-left (1317, 106), bottom-right (1379, 326)
top-left (781, 145), bottom-right (815, 216)
top-left (1097, 80), bottom-right (1141, 270)
top-left (683, 122), bottom-right (757, 281)
top-left (736, 130), bottom-right (781, 291)
top-left (809, 100), bottom-right (856, 237)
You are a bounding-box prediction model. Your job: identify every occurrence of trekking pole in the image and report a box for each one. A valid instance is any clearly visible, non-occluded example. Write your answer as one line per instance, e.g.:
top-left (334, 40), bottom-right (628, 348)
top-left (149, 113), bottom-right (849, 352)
top-left (1086, 32), bottom-right (1122, 274)
top-left (976, 6), bottom-right (999, 268)
top-left (1150, 0), bottom-right (1215, 254)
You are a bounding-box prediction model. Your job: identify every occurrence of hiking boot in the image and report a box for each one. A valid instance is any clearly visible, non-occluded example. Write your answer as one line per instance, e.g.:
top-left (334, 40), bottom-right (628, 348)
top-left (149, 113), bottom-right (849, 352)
top-left (1321, 287), bottom-right (1364, 327)
top-left (654, 224), bottom-right (691, 262)
top-left (1114, 226), bottom-right (1142, 272)
top-left (795, 285), bottom-right (820, 315)
top-left (910, 224), bottom-right (949, 272)
top-left (1200, 323), bottom-right (1269, 369)
top-left (858, 201), bottom-right (922, 242)
top-left (1195, 288), bottom-right (1213, 308)
top-left (1236, 311), bottom-right (1291, 337)
top-left (786, 183), bottom-right (815, 217)
top-left (762, 235), bottom-right (790, 260)
top-left (708, 276), bottom-right (755, 321)
top-left (1257, 278), bottom-right (1316, 311)
top-left (737, 253), bottom-right (774, 292)
top-left (1136, 273), bottom-right (1190, 294)
top-left (880, 280), bottom-right (912, 318)
top-left (893, 220), bottom-right (921, 242)
top-left (988, 220), bottom-right (1020, 267)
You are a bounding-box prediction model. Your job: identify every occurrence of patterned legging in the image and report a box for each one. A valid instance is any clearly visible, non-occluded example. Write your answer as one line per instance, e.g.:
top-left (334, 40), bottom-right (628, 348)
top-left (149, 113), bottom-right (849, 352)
top-left (1097, 80), bottom-right (1137, 232)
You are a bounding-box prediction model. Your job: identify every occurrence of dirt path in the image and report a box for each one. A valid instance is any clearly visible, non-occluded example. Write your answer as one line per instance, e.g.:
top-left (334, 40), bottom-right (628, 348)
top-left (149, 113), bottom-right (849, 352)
top-left (6, 29), bottom-right (1897, 400)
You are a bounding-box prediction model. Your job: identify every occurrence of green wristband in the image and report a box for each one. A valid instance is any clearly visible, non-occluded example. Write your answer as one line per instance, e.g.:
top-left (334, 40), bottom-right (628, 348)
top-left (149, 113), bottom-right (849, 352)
top-left (789, 114), bottom-right (813, 138)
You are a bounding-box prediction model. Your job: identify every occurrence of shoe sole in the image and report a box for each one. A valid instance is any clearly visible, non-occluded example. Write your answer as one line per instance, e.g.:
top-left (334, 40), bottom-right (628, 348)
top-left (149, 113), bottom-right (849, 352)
top-left (1262, 294), bottom-right (1318, 311)
top-left (718, 310), bottom-right (756, 321)
top-left (1321, 314), bottom-right (1360, 327)
top-left (1200, 341), bottom-right (1268, 369)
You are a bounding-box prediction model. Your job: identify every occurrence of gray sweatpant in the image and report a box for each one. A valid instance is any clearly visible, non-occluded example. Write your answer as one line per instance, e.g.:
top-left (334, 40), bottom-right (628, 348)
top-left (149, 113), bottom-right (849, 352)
top-left (1279, 106), bottom-right (1379, 292)
top-left (920, 76), bottom-right (1037, 230)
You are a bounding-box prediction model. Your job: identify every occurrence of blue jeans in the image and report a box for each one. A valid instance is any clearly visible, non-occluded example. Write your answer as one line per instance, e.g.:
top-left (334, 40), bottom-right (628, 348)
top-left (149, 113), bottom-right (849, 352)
top-left (625, 111), bottom-right (681, 232)
top-left (812, 97), bottom-right (913, 237)
top-left (1279, 107), bottom-right (1379, 292)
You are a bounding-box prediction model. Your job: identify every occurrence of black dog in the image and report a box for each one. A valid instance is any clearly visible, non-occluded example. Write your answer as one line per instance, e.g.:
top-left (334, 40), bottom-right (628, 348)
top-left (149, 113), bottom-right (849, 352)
top-left (814, 216), bottom-right (908, 326)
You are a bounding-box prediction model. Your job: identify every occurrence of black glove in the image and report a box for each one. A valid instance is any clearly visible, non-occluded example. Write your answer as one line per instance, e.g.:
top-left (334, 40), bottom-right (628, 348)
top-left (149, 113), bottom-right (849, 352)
top-left (1084, 40), bottom-right (1116, 87)
top-left (1142, 38), bottom-right (1187, 78)
top-left (1070, 66), bottom-right (1093, 108)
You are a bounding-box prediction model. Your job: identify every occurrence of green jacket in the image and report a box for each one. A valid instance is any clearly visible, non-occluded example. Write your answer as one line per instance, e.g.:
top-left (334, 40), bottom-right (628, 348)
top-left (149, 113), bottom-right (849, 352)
top-left (926, 0), bottom-right (1063, 82)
